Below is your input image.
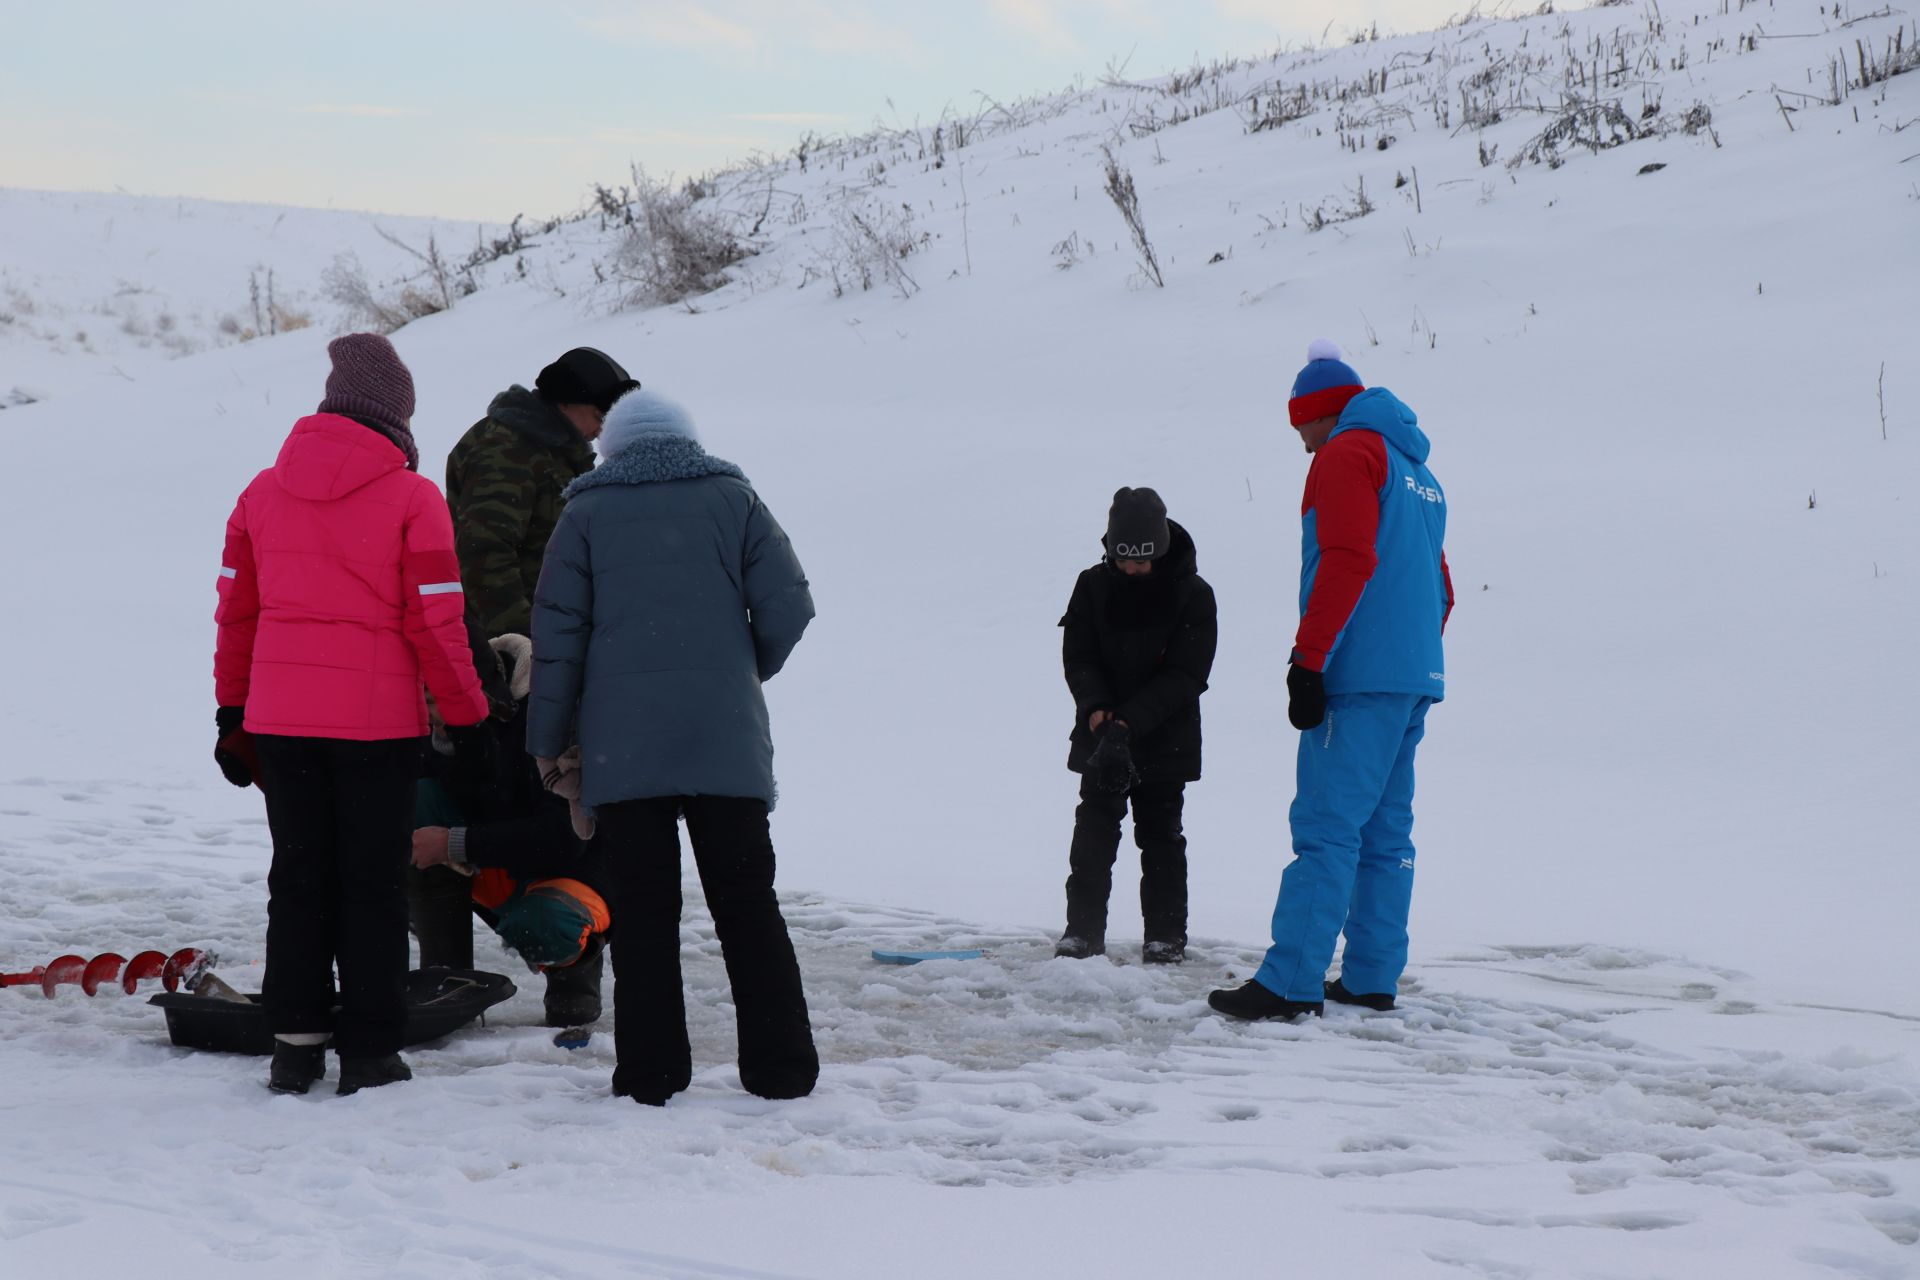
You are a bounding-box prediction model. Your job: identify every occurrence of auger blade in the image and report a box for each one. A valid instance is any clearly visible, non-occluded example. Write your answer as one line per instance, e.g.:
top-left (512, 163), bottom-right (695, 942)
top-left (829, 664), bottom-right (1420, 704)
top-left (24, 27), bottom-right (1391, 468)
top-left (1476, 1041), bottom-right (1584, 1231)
top-left (161, 948), bottom-right (214, 993)
top-left (41, 955), bottom-right (87, 998)
top-left (81, 953), bottom-right (126, 996)
top-left (121, 951), bottom-right (169, 994)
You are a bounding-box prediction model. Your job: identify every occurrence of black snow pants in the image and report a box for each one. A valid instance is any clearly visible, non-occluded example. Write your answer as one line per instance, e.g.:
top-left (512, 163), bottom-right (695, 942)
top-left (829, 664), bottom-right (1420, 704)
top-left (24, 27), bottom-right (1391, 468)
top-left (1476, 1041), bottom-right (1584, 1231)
top-left (1063, 777), bottom-right (1188, 948)
top-left (408, 864), bottom-right (475, 968)
top-left (255, 735), bottom-right (421, 1057)
top-left (596, 796), bottom-right (818, 1104)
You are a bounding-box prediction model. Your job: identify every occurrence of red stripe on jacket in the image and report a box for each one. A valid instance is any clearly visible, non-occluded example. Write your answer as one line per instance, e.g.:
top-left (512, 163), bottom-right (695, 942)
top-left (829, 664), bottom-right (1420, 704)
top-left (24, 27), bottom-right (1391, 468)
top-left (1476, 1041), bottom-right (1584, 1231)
top-left (1292, 431), bottom-right (1388, 672)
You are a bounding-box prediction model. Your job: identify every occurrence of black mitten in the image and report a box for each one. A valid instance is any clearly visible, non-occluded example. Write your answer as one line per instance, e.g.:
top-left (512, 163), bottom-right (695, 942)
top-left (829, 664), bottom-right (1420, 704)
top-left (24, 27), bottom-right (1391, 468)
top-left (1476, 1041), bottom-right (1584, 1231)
top-left (213, 707), bottom-right (256, 788)
top-left (1286, 664), bottom-right (1327, 731)
top-left (1085, 722), bottom-right (1138, 794)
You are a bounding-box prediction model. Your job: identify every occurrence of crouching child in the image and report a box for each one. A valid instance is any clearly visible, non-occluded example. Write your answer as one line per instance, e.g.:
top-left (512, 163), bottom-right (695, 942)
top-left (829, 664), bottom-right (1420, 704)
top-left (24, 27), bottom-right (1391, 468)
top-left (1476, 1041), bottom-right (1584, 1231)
top-left (1055, 488), bottom-right (1218, 963)
top-left (411, 629), bottom-right (609, 1026)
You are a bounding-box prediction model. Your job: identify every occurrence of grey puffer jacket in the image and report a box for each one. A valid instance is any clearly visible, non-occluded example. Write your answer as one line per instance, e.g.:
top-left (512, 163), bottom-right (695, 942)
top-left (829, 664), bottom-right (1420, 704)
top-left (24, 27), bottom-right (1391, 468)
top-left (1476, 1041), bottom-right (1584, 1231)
top-left (526, 392), bottom-right (813, 809)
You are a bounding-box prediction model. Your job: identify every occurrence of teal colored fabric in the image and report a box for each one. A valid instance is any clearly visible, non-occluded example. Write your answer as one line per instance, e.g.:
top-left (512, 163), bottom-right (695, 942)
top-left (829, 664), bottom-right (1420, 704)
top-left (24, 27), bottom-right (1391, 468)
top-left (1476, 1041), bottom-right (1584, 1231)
top-left (414, 776), bottom-right (466, 828)
top-left (494, 886), bottom-right (595, 970)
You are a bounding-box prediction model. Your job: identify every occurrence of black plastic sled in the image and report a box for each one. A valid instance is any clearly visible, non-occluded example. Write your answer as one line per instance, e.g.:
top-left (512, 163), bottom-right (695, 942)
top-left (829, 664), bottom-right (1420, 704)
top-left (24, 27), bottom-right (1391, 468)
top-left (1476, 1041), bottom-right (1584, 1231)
top-left (149, 968), bottom-right (517, 1056)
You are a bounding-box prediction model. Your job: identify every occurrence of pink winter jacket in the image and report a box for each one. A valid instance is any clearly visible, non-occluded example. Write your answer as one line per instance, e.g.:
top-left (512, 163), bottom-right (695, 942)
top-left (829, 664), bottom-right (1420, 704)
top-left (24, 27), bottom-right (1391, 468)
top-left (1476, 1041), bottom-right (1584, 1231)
top-left (214, 414), bottom-right (489, 739)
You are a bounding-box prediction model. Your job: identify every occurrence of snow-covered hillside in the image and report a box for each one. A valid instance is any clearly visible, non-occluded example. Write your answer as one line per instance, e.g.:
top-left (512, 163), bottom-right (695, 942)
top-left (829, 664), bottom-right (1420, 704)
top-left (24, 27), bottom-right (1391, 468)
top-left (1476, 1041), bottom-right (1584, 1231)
top-left (0, 187), bottom-right (502, 401)
top-left (2, 1), bottom-right (1917, 1275)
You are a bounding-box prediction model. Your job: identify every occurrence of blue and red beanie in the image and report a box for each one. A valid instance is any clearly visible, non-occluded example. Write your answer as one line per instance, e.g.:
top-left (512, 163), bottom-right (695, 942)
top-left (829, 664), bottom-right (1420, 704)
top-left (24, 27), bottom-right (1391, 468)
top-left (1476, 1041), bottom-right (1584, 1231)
top-left (1288, 338), bottom-right (1365, 427)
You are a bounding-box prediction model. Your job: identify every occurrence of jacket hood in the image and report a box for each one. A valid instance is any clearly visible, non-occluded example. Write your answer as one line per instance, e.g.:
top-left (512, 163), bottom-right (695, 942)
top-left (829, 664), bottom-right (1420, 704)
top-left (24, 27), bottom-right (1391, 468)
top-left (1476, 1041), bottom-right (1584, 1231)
top-left (272, 414), bottom-right (406, 501)
top-left (1329, 387), bottom-right (1429, 464)
top-left (564, 432), bottom-right (746, 497)
top-left (488, 385), bottom-right (589, 451)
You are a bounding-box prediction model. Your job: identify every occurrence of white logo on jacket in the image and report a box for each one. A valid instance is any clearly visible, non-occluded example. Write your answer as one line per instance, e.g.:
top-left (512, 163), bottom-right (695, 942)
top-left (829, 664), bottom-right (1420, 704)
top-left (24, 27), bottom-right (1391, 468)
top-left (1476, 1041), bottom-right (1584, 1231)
top-left (1405, 477), bottom-right (1444, 504)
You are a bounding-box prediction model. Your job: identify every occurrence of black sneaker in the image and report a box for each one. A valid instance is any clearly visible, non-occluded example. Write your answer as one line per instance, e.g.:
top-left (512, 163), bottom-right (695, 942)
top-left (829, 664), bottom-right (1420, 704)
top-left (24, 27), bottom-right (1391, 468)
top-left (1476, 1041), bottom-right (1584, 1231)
top-left (1142, 941), bottom-right (1186, 965)
top-left (336, 1054), bottom-right (412, 1096)
top-left (1207, 979), bottom-right (1323, 1021)
top-left (1325, 977), bottom-right (1396, 1011)
top-left (1053, 935), bottom-right (1106, 959)
top-left (267, 1042), bottom-right (327, 1095)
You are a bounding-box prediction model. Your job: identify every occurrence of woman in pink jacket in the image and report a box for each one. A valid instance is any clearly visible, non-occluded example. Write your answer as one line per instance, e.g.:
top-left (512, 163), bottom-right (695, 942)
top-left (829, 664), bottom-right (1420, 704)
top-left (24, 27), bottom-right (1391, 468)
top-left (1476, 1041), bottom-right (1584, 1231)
top-left (214, 334), bottom-right (491, 1096)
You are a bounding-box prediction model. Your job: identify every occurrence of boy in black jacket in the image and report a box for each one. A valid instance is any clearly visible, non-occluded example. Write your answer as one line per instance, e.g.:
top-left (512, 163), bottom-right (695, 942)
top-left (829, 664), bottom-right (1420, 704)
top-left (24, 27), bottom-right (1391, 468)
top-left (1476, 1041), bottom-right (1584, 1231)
top-left (1056, 488), bottom-right (1218, 963)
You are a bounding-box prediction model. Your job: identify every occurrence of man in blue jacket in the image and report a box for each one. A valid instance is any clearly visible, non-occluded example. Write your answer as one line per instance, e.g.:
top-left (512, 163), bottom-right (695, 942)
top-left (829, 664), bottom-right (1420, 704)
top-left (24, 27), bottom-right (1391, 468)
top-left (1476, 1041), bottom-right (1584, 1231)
top-left (1211, 340), bottom-right (1453, 1022)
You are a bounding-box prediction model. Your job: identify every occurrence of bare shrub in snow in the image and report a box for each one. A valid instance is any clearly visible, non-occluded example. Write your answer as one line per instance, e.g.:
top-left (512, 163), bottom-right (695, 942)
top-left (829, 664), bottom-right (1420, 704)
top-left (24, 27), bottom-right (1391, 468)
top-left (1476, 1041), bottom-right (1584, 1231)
top-left (322, 252), bottom-right (430, 334)
top-left (812, 200), bottom-right (923, 299)
top-left (1100, 146), bottom-right (1164, 288)
top-left (374, 227), bottom-right (465, 313)
top-left (1245, 83), bottom-right (1315, 133)
top-left (1856, 25), bottom-right (1920, 87)
top-left (1304, 176), bottom-right (1375, 232)
top-left (1507, 98), bottom-right (1643, 168)
top-left (608, 165), bottom-right (750, 308)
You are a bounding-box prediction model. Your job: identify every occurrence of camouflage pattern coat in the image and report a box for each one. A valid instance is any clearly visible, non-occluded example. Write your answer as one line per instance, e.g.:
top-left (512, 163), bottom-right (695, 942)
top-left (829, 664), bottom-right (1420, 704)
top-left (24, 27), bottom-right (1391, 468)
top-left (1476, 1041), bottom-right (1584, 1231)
top-left (445, 386), bottom-right (597, 638)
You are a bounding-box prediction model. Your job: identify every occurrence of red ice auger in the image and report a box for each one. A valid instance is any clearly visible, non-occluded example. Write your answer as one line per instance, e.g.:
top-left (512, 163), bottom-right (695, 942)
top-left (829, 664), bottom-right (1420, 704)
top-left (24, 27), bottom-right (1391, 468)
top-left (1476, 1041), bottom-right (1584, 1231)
top-left (1, 948), bottom-right (215, 998)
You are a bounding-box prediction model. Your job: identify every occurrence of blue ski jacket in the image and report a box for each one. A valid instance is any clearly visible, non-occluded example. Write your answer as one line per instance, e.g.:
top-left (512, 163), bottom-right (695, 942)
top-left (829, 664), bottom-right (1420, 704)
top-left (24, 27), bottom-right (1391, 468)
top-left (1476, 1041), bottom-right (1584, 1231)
top-left (1294, 387), bottom-right (1452, 700)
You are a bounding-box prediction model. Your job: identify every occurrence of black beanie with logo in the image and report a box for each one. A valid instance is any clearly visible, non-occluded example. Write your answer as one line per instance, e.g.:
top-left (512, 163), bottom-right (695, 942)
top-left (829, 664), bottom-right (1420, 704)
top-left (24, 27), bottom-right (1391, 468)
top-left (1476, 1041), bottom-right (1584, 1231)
top-left (1105, 487), bottom-right (1170, 561)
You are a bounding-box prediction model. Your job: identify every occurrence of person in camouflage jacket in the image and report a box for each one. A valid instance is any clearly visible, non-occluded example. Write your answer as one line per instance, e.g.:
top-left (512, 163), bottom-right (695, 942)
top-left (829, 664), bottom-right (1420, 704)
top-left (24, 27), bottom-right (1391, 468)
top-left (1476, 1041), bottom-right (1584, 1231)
top-left (445, 348), bottom-right (638, 638)
top-left (441, 347), bottom-right (635, 1027)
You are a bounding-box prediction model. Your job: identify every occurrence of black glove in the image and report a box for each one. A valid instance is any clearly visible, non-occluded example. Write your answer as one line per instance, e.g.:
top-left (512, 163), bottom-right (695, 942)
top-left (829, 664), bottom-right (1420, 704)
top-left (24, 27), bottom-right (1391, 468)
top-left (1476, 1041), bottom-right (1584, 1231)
top-left (213, 706), bottom-right (256, 788)
top-left (1286, 663), bottom-right (1327, 731)
top-left (1085, 721), bottom-right (1138, 795)
top-left (445, 722), bottom-right (499, 793)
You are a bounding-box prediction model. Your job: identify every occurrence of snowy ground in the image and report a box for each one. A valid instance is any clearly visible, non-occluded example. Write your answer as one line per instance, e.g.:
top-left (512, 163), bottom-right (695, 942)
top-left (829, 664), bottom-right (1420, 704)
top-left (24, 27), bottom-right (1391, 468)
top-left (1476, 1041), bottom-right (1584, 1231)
top-left (4, 0), bottom-right (1918, 1274)
top-left (4, 779), bottom-right (1918, 1278)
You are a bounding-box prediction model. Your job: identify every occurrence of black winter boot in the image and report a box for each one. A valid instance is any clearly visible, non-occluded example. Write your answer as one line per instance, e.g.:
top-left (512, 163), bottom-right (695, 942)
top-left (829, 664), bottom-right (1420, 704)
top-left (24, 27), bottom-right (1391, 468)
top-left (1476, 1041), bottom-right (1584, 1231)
top-left (1142, 941), bottom-right (1186, 965)
top-left (1208, 979), bottom-right (1323, 1022)
top-left (336, 1054), bottom-right (412, 1096)
top-left (543, 942), bottom-right (605, 1027)
top-left (267, 1042), bottom-right (327, 1094)
top-left (1054, 934), bottom-right (1106, 959)
top-left (1325, 977), bottom-right (1396, 1011)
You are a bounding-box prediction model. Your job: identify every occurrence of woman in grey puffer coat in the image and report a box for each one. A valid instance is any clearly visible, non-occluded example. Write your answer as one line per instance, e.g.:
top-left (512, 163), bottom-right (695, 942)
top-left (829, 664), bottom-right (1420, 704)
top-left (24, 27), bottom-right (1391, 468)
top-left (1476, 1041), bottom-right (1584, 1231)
top-left (528, 387), bottom-right (818, 1105)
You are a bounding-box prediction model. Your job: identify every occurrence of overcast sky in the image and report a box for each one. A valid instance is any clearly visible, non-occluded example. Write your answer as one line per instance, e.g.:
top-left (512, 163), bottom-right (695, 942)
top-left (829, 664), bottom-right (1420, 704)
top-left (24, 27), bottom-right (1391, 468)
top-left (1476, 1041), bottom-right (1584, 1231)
top-left (5, 1), bottom-right (1472, 222)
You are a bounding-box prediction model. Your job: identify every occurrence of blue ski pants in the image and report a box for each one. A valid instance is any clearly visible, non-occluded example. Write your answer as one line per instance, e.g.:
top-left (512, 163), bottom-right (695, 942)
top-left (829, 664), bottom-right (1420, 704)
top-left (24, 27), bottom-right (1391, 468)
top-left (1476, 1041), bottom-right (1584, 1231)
top-left (1255, 693), bottom-right (1432, 1003)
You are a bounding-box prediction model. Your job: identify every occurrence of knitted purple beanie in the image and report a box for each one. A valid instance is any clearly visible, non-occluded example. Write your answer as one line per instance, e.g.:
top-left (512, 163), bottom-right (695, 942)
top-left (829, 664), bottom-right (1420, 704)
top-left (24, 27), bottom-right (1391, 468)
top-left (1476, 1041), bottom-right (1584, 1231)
top-left (317, 333), bottom-right (419, 469)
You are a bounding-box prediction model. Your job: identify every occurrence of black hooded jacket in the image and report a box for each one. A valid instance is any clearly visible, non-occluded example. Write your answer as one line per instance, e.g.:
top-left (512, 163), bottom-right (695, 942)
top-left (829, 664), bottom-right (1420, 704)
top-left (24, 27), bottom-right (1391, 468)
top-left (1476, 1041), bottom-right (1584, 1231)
top-left (1059, 520), bottom-right (1218, 784)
